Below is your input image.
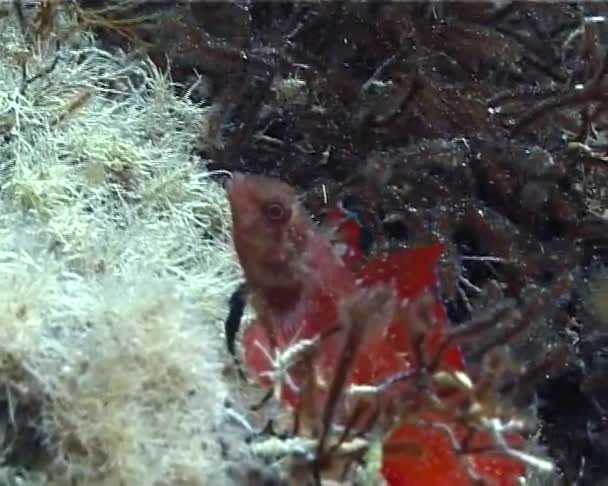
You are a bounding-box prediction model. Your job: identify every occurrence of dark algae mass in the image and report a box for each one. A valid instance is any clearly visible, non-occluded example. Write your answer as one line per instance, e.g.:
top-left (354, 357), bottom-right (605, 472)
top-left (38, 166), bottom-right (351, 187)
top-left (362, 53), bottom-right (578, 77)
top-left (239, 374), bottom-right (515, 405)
top-left (87, 1), bottom-right (607, 484)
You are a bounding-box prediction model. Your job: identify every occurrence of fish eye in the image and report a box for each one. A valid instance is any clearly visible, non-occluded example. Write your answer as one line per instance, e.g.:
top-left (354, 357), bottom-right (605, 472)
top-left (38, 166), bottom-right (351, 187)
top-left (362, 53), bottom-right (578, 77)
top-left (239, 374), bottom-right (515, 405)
top-left (263, 201), bottom-right (289, 222)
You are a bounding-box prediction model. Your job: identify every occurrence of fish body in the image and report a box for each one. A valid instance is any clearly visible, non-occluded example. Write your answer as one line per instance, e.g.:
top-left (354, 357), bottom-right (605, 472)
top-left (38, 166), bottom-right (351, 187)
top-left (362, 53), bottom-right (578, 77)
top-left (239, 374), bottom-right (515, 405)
top-left (227, 173), bottom-right (526, 486)
top-left (227, 173), bottom-right (450, 360)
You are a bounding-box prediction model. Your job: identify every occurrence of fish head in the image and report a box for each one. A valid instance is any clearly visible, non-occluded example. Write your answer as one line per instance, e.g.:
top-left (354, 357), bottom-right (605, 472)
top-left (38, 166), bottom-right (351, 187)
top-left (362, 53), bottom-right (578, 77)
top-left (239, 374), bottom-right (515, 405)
top-left (226, 172), bottom-right (310, 294)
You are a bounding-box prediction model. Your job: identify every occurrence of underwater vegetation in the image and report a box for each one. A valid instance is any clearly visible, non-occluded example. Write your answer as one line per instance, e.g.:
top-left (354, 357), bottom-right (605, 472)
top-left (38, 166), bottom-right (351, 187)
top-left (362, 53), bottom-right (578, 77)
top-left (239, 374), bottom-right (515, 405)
top-left (177, 2), bottom-right (605, 484)
top-left (0, 1), bottom-right (607, 485)
top-left (0, 2), bottom-right (242, 485)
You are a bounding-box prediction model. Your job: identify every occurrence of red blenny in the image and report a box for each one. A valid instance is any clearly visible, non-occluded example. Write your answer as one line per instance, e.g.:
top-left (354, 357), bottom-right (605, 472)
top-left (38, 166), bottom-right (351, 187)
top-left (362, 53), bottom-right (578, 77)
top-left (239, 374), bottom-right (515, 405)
top-left (227, 172), bottom-right (526, 486)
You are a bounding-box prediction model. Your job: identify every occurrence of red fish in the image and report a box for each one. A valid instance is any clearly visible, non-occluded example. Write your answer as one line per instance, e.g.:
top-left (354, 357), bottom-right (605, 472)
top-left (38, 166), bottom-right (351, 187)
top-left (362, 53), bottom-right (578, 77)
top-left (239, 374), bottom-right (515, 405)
top-left (226, 172), bottom-right (527, 486)
top-left (227, 173), bottom-right (355, 346)
top-left (382, 412), bottom-right (527, 486)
